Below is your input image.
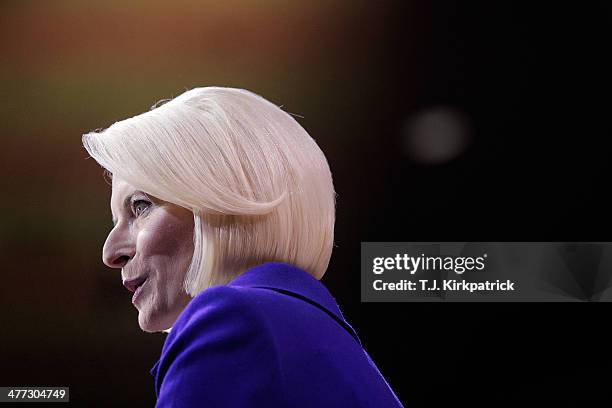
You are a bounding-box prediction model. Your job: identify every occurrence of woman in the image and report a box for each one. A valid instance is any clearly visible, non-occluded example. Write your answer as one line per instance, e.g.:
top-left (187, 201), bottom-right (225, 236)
top-left (82, 87), bottom-right (404, 407)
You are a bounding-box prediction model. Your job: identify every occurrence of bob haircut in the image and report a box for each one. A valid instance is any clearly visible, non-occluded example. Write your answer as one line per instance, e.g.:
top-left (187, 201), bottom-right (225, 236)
top-left (82, 86), bottom-right (336, 297)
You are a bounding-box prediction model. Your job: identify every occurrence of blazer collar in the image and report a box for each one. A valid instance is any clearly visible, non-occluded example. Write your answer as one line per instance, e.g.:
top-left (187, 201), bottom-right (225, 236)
top-left (229, 262), bottom-right (341, 315)
top-left (228, 262), bottom-right (361, 346)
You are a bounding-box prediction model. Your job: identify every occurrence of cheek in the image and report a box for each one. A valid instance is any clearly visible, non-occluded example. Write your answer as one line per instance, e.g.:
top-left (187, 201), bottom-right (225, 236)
top-left (136, 216), bottom-right (193, 257)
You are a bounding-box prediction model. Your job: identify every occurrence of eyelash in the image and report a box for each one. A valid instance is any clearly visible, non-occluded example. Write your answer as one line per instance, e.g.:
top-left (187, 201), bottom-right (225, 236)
top-left (132, 200), bottom-right (151, 217)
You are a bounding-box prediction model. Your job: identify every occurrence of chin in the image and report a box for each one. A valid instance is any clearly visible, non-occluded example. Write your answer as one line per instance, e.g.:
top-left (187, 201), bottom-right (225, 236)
top-left (138, 311), bottom-right (170, 333)
top-left (137, 298), bottom-right (190, 333)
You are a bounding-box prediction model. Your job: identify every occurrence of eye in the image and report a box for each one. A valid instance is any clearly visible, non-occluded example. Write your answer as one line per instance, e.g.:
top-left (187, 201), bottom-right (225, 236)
top-left (132, 200), bottom-right (151, 217)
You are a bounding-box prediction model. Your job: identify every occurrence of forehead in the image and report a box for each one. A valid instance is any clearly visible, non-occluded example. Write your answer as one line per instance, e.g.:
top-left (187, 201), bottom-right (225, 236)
top-left (111, 177), bottom-right (137, 202)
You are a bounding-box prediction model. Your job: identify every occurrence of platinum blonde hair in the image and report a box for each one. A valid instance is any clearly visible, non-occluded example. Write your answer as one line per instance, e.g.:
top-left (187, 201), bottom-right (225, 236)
top-left (82, 87), bottom-right (336, 297)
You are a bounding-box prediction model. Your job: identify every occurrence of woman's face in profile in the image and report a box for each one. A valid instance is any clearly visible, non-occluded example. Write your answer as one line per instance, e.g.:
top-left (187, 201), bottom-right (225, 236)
top-left (102, 176), bottom-right (194, 332)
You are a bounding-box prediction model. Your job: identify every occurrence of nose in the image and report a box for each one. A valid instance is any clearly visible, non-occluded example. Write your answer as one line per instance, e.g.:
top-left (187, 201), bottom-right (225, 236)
top-left (102, 226), bottom-right (136, 268)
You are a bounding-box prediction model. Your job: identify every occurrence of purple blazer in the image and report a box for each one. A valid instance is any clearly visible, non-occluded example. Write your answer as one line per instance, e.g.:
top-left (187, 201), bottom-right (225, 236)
top-left (150, 262), bottom-right (404, 407)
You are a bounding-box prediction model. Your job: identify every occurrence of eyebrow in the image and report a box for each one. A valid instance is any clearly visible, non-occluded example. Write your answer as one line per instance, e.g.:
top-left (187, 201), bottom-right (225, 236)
top-left (111, 192), bottom-right (140, 227)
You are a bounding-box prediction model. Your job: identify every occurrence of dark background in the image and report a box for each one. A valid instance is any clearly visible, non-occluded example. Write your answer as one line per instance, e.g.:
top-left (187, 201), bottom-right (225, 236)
top-left (1, 1), bottom-right (610, 406)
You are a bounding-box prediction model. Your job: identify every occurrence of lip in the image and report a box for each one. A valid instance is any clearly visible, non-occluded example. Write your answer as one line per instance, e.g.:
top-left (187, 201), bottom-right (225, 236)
top-left (132, 277), bottom-right (149, 305)
top-left (123, 276), bottom-right (148, 293)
